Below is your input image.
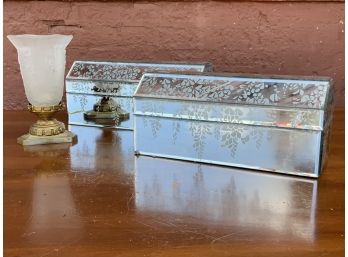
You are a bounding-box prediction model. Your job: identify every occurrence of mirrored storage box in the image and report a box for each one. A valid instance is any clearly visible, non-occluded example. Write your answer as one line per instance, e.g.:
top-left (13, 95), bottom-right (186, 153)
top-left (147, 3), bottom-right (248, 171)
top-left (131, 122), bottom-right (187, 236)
top-left (134, 72), bottom-right (333, 177)
top-left (66, 61), bottom-right (213, 130)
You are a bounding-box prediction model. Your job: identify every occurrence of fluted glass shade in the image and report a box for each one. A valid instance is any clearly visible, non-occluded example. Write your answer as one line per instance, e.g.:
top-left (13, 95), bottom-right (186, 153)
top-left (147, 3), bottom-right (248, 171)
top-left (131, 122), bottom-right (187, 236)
top-left (7, 34), bottom-right (73, 106)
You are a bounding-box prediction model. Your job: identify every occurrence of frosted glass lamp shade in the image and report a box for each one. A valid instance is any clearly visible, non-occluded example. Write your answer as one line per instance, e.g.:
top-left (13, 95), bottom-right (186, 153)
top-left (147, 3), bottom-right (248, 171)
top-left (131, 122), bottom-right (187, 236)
top-left (7, 34), bottom-right (73, 106)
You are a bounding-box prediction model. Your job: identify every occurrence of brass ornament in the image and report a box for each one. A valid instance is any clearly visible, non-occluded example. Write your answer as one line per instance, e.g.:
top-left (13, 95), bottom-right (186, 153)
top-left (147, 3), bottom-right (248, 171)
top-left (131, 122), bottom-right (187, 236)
top-left (17, 102), bottom-right (77, 146)
top-left (28, 103), bottom-right (65, 136)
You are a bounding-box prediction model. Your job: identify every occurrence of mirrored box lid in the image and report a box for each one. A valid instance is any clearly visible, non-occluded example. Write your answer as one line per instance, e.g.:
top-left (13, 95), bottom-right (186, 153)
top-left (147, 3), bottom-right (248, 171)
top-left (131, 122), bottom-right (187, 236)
top-left (65, 60), bottom-right (213, 130)
top-left (134, 72), bottom-right (333, 177)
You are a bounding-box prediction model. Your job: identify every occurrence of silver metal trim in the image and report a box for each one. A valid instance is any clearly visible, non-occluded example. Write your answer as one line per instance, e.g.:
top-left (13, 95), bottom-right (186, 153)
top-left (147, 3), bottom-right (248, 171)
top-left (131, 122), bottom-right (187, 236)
top-left (68, 121), bottom-right (134, 131)
top-left (66, 60), bottom-right (212, 81)
top-left (133, 151), bottom-right (319, 178)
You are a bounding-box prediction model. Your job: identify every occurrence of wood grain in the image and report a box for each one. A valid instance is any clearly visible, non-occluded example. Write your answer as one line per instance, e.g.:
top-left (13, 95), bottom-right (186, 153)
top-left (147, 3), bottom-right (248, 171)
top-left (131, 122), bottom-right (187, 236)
top-left (3, 0), bottom-right (345, 2)
top-left (4, 109), bottom-right (344, 257)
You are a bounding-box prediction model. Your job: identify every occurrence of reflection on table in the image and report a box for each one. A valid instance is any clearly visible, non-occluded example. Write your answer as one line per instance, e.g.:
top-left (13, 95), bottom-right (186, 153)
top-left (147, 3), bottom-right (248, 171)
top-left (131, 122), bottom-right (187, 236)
top-left (22, 143), bottom-right (84, 245)
top-left (135, 156), bottom-right (317, 241)
top-left (68, 125), bottom-right (135, 174)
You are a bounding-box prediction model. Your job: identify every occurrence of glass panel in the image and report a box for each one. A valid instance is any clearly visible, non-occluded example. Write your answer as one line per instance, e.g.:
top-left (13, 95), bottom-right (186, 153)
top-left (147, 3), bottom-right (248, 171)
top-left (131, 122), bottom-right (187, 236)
top-left (66, 80), bottom-right (137, 97)
top-left (67, 94), bottom-right (133, 129)
top-left (67, 61), bottom-right (212, 82)
top-left (135, 98), bottom-right (324, 130)
top-left (135, 73), bottom-right (331, 109)
top-left (134, 116), bottom-right (322, 177)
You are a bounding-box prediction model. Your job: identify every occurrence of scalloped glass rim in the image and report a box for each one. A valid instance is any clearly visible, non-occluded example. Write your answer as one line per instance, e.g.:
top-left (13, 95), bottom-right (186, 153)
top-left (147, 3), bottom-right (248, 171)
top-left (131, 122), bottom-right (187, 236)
top-left (8, 34), bottom-right (72, 38)
top-left (7, 34), bottom-right (73, 48)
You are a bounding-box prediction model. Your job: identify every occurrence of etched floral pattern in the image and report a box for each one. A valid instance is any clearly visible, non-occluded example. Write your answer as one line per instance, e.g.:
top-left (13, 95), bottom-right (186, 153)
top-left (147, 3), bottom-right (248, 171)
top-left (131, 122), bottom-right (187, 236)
top-left (221, 108), bottom-right (244, 123)
top-left (213, 109), bottom-right (264, 157)
top-left (289, 112), bottom-right (317, 128)
top-left (233, 82), bottom-right (271, 104)
top-left (142, 102), bottom-right (269, 158)
top-left (190, 122), bottom-right (212, 158)
top-left (266, 109), bottom-right (319, 129)
top-left (140, 102), bottom-right (163, 137)
top-left (171, 103), bottom-right (213, 147)
top-left (218, 125), bottom-right (247, 157)
top-left (68, 62), bottom-right (208, 81)
top-left (137, 76), bottom-right (330, 109)
top-left (68, 82), bottom-right (93, 93)
top-left (72, 94), bottom-right (88, 112)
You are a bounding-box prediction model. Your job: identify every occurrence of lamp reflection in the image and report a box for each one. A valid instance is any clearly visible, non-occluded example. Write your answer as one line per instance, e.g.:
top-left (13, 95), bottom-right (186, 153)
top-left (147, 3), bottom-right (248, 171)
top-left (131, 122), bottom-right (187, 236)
top-left (135, 156), bottom-right (317, 241)
top-left (23, 143), bottom-right (83, 244)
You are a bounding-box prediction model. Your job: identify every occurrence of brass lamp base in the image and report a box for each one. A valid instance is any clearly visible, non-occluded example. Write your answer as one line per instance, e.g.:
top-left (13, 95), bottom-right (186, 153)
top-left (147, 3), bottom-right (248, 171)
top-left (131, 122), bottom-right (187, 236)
top-left (84, 96), bottom-right (129, 125)
top-left (17, 103), bottom-right (77, 146)
top-left (18, 131), bottom-right (77, 146)
top-left (29, 118), bottom-right (65, 136)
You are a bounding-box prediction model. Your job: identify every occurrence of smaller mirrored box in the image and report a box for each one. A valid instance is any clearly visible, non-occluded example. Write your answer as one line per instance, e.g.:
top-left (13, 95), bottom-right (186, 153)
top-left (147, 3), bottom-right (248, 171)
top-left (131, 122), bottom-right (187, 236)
top-left (134, 72), bottom-right (333, 177)
top-left (66, 61), bottom-right (213, 130)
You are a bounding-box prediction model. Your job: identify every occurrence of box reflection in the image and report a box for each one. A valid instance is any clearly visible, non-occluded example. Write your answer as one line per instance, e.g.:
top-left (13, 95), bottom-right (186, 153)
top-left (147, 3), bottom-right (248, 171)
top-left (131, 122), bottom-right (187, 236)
top-left (69, 125), bottom-right (135, 173)
top-left (135, 156), bottom-right (317, 241)
top-left (67, 94), bottom-right (133, 129)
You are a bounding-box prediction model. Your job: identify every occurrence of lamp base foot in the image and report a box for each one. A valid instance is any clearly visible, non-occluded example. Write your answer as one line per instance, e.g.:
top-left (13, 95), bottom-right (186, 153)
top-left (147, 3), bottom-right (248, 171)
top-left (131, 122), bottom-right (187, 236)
top-left (17, 131), bottom-right (77, 146)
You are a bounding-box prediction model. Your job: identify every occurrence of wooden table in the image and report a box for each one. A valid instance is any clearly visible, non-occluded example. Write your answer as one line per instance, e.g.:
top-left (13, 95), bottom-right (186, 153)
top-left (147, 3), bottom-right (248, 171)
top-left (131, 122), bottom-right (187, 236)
top-left (4, 110), bottom-right (344, 257)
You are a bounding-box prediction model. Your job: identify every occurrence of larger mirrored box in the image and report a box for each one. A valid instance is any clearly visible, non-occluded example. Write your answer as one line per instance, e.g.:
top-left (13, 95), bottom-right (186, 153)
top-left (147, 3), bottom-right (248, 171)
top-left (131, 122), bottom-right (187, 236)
top-left (66, 60), bottom-right (213, 130)
top-left (134, 72), bottom-right (333, 177)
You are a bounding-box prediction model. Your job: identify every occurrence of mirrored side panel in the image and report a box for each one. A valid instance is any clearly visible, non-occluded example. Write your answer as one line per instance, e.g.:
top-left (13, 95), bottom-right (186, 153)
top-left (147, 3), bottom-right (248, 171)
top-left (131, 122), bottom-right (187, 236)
top-left (134, 116), bottom-right (322, 177)
top-left (66, 80), bottom-right (137, 96)
top-left (67, 94), bottom-right (133, 129)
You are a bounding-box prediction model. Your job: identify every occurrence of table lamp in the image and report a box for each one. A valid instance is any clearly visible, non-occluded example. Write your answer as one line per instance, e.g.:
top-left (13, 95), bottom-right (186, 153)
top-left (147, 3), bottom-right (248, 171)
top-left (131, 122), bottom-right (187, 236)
top-left (7, 34), bottom-right (77, 145)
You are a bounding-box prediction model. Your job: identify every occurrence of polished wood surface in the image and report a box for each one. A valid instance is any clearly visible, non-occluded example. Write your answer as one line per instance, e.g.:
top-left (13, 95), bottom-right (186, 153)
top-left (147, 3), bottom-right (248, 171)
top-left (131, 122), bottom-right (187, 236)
top-left (4, 110), bottom-right (344, 257)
